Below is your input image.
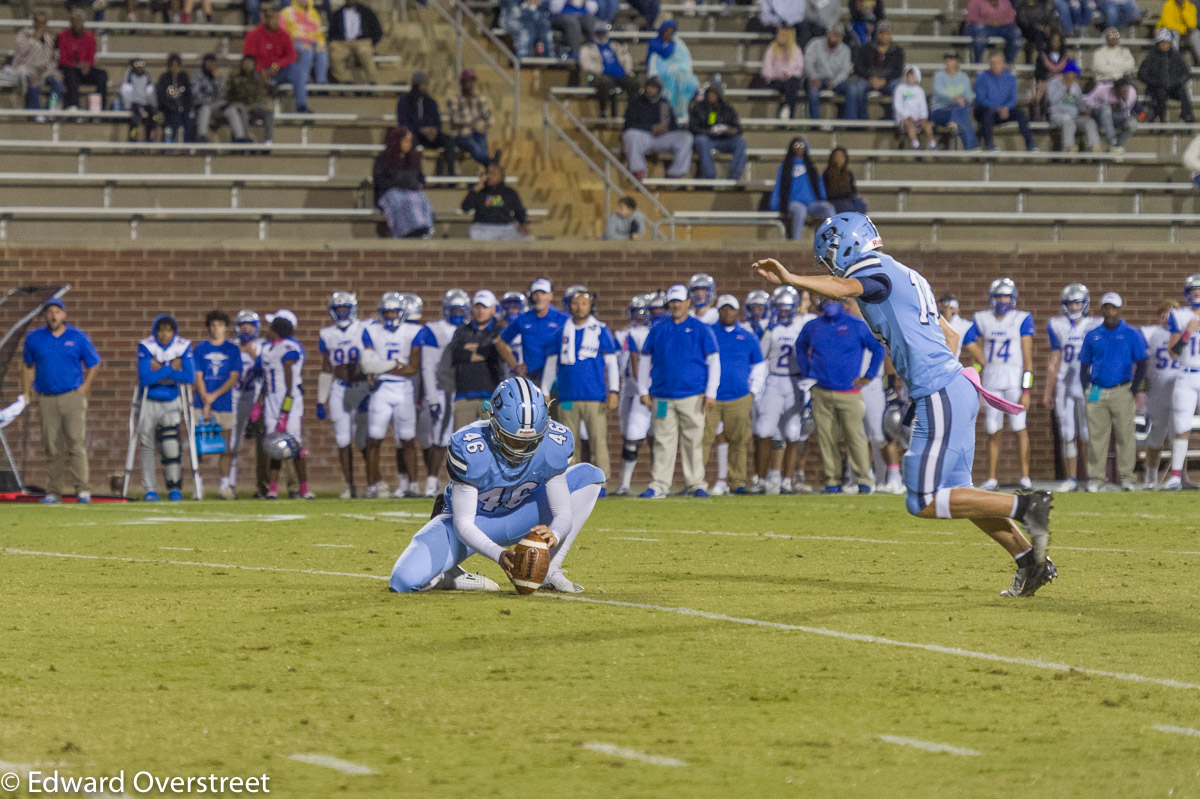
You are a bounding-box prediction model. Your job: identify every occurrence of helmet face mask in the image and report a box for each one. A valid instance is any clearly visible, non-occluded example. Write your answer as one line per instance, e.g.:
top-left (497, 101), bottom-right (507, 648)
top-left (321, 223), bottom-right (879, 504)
top-left (235, 310), bottom-right (260, 342)
top-left (771, 286), bottom-right (800, 325)
top-left (379, 292), bottom-right (405, 331)
top-left (328, 292), bottom-right (358, 327)
top-left (501, 291), bottom-right (529, 321)
top-left (813, 213), bottom-right (881, 277)
top-left (688, 273), bottom-right (716, 308)
top-left (628, 294), bottom-right (649, 324)
top-left (1060, 283), bottom-right (1089, 320)
top-left (443, 288), bottom-right (470, 325)
top-left (989, 278), bottom-right (1018, 314)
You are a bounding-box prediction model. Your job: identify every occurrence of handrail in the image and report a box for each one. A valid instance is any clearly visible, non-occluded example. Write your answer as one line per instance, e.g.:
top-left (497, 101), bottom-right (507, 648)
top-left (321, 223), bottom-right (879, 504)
top-left (424, 0), bottom-right (521, 138)
top-left (542, 95), bottom-right (675, 239)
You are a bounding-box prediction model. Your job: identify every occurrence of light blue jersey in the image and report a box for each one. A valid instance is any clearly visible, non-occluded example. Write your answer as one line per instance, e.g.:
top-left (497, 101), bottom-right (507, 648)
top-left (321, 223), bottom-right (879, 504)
top-left (847, 253), bottom-right (962, 398)
top-left (443, 419), bottom-right (575, 517)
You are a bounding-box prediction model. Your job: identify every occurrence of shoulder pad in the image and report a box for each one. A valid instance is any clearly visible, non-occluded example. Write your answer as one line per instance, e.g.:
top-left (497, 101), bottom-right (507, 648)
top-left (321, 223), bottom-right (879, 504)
top-left (539, 419), bottom-right (574, 473)
top-left (446, 424), bottom-right (493, 484)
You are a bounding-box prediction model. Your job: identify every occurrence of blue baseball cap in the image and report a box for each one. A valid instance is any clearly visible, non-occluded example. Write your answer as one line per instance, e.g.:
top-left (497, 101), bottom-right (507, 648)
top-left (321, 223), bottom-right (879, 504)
top-left (43, 297), bottom-right (64, 310)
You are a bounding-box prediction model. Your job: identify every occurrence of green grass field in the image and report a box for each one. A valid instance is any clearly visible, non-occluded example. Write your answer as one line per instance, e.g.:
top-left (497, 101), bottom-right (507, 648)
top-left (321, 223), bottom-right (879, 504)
top-left (4, 493), bottom-right (1200, 798)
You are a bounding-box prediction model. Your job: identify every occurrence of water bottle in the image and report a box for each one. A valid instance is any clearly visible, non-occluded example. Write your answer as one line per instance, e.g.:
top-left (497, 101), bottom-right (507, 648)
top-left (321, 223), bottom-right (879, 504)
top-left (48, 91), bottom-right (60, 111)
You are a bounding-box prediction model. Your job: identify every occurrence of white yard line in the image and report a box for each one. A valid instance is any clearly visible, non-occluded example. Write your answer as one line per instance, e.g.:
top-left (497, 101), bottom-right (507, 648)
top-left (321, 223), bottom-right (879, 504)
top-left (158, 547), bottom-right (195, 551)
top-left (2, 548), bottom-right (388, 582)
top-left (313, 544), bottom-right (355, 548)
top-left (580, 743), bottom-right (687, 766)
top-left (288, 754), bottom-right (377, 775)
top-left (611, 537), bottom-right (661, 542)
top-left (876, 735), bottom-right (981, 756)
top-left (1150, 724), bottom-right (1200, 738)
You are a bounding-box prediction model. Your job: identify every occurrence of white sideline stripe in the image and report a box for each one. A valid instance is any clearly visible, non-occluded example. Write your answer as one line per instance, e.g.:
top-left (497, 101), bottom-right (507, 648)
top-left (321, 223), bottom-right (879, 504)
top-left (580, 743), bottom-right (687, 767)
top-left (877, 735), bottom-right (981, 756)
top-left (1151, 724), bottom-right (1200, 738)
top-left (544, 595), bottom-right (1200, 692)
top-left (9, 548), bottom-right (1200, 693)
top-left (314, 543), bottom-right (355, 548)
top-left (288, 754), bottom-right (377, 775)
top-left (159, 546), bottom-right (195, 551)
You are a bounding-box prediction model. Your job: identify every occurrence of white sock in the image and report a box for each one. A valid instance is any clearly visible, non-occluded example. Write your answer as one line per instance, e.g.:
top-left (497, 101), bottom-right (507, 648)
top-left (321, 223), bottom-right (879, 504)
top-left (219, 476), bottom-right (230, 490)
top-left (619, 459), bottom-right (636, 490)
top-left (549, 484), bottom-right (601, 574)
top-left (1171, 438), bottom-right (1190, 471)
top-left (1146, 466), bottom-right (1158, 485)
top-left (716, 443), bottom-right (729, 480)
top-left (767, 469), bottom-right (781, 482)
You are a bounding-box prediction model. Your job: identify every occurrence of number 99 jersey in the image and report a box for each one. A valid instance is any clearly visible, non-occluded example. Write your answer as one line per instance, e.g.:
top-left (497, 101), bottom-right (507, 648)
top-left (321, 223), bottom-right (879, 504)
top-left (319, 320), bottom-right (368, 370)
top-left (443, 420), bottom-right (575, 517)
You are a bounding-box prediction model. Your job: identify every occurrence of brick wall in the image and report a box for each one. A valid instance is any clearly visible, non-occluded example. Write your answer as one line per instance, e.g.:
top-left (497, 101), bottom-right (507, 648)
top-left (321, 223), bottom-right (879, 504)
top-left (2, 244), bottom-right (1192, 494)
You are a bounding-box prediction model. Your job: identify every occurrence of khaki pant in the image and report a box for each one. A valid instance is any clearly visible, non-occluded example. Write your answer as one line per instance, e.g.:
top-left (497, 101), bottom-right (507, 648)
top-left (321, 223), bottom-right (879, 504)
top-left (1086, 384), bottom-right (1136, 484)
top-left (701, 393), bottom-right (753, 490)
top-left (812, 387), bottom-right (873, 487)
top-left (559, 400), bottom-right (610, 484)
top-left (329, 39), bottom-right (376, 84)
top-left (649, 394), bottom-right (707, 494)
top-left (38, 389), bottom-right (89, 496)
top-left (454, 398), bottom-right (487, 426)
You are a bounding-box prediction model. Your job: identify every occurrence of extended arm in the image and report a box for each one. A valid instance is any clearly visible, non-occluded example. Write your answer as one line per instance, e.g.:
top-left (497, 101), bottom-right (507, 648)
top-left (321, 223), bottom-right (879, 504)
top-left (752, 258), bottom-right (864, 300)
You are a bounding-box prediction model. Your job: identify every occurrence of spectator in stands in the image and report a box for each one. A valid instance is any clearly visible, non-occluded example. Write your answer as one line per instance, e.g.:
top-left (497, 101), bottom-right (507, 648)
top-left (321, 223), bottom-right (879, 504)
top-left (893, 65), bottom-right (937, 149)
top-left (1054, 0), bottom-right (1094, 33)
top-left (58, 12), bottom-right (107, 111)
top-left (768, 137), bottom-right (834, 240)
top-left (1100, 0), bottom-right (1143, 30)
top-left (1032, 32), bottom-right (1068, 120)
top-left (120, 58), bottom-right (158, 142)
top-left (848, 22), bottom-right (904, 120)
top-left (580, 24), bottom-right (637, 118)
top-left (246, 0), bottom-right (262, 24)
top-left (849, 0), bottom-right (885, 44)
top-left (627, 0), bottom-right (659, 30)
top-left (1086, 75), bottom-right (1138, 151)
top-left (328, 0), bottom-right (382, 84)
top-left (500, 0), bottom-right (554, 58)
top-left (760, 0), bottom-right (806, 32)
top-left (762, 26), bottom-right (805, 120)
top-left (806, 0), bottom-right (841, 36)
top-left (622, 77), bottom-right (694, 181)
top-left (601, 196), bottom-right (650, 239)
top-left (157, 53), bottom-right (193, 143)
top-left (462, 163), bottom-right (532, 240)
top-left (1158, 0), bottom-right (1200, 62)
top-left (931, 51), bottom-right (979, 149)
top-left (1139, 29), bottom-right (1195, 122)
top-left (966, 0), bottom-right (1021, 64)
top-left (823, 147), bottom-right (867, 213)
top-left (226, 54), bottom-right (275, 144)
top-left (395, 72), bottom-right (456, 174)
top-left (804, 27), bottom-right (855, 119)
top-left (1048, 60), bottom-right (1101, 150)
top-left (447, 70), bottom-right (494, 169)
top-left (688, 81), bottom-right (747, 181)
top-left (191, 54), bottom-right (226, 142)
top-left (974, 50), bottom-right (1037, 150)
top-left (645, 20), bottom-right (699, 121)
top-left (281, 0), bottom-right (328, 112)
top-left (549, 0), bottom-right (598, 59)
top-left (243, 7), bottom-right (300, 111)
top-left (374, 126), bottom-right (434, 239)
top-left (1093, 27), bottom-right (1135, 82)
top-left (1015, 0), bottom-right (1062, 61)
top-left (14, 12), bottom-right (62, 112)
top-left (183, 0), bottom-right (213, 23)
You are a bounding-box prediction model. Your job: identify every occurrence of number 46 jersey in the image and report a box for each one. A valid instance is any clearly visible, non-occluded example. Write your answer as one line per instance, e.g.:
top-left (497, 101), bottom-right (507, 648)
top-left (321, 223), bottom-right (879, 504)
top-left (442, 420), bottom-right (575, 517)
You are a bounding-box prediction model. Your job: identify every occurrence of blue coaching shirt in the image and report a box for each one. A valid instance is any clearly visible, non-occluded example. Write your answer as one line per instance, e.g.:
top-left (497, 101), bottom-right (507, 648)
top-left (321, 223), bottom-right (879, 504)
top-left (711, 322), bottom-right (762, 401)
top-left (557, 325), bottom-right (620, 402)
top-left (23, 325), bottom-right (102, 396)
top-left (501, 307), bottom-right (568, 377)
top-left (1079, 320), bottom-right (1148, 388)
top-left (641, 315), bottom-right (719, 399)
top-left (795, 311), bottom-right (884, 392)
top-left (193, 340), bottom-right (243, 412)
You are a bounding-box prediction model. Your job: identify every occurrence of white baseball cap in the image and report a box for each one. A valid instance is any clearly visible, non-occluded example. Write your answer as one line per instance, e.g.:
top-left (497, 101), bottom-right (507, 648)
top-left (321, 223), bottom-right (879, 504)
top-left (716, 294), bottom-right (740, 310)
top-left (665, 284), bottom-right (688, 303)
top-left (265, 309), bottom-right (298, 327)
top-left (529, 278), bottom-right (553, 296)
top-left (1100, 291), bottom-right (1123, 308)
top-left (473, 289), bottom-right (498, 308)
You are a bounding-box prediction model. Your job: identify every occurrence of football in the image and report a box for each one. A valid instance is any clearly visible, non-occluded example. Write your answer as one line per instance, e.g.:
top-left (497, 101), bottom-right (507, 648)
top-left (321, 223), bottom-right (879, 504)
top-left (508, 534), bottom-right (551, 595)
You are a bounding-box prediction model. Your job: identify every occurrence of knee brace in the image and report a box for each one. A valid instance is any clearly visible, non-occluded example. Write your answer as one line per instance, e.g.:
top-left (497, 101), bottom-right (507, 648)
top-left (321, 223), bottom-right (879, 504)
top-left (1063, 441), bottom-right (1077, 459)
top-left (622, 441), bottom-right (642, 462)
top-left (157, 424), bottom-right (182, 465)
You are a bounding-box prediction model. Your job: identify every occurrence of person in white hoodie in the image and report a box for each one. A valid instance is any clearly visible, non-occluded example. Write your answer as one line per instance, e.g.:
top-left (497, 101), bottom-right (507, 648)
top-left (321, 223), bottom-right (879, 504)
top-left (119, 58), bottom-right (158, 142)
top-left (893, 65), bottom-right (936, 150)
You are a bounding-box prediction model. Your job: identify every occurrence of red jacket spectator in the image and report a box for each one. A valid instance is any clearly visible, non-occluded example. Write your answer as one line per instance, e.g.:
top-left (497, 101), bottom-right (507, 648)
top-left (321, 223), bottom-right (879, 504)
top-left (242, 24), bottom-right (297, 72)
top-left (57, 27), bottom-right (96, 69)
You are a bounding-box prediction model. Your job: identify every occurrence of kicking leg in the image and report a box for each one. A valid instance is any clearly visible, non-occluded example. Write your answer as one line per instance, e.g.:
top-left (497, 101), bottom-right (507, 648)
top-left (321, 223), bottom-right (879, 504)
top-left (543, 463), bottom-right (605, 592)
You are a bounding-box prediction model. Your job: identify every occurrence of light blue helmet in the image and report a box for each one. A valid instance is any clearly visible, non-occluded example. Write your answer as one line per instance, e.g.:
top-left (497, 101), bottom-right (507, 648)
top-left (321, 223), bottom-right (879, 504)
top-left (813, 212), bottom-right (883, 277)
top-left (487, 377), bottom-right (550, 465)
top-left (989, 278), bottom-right (1018, 314)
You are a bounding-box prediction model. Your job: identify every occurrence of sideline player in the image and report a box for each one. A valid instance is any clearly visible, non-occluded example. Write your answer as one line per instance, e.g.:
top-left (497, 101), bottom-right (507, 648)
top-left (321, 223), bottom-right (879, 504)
top-left (614, 294), bottom-right (653, 495)
top-left (136, 314), bottom-right (195, 502)
top-left (389, 377), bottom-right (604, 594)
top-left (227, 310), bottom-right (266, 497)
top-left (419, 289), bottom-right (470, 497)
top-left (753, 285), bottom-right (815, 494)
top-left (317, 292), bottom-right (370, 499)
top-left (689, 272), bottom-right (719, 324)
top-left (963, 278), bottom-right (1034, 490)
top-left (1164, 273), bottom-right (1200, 489)
top-left (1043, 284), bottom-right (1101, 491)
top-left (1140, 300), bottom-right (1180, 488)
top-left (752, 212), bottom-right (1055, 597)
top-left (253, 311), bottom-right (313, 499)
top-left (937, 294), bottom-right (972, 360)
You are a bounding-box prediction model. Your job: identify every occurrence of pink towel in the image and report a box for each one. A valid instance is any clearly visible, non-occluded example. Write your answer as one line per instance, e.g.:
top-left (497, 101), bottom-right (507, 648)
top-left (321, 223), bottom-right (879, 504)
top-left (960, 367), bottom-right (1025, 415)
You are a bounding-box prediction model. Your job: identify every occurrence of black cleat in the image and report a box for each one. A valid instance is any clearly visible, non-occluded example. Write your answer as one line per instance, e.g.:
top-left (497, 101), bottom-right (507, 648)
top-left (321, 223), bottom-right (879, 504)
top-left (1001, 557), bottom-right (1057, 597)
top-left (1019, 489), bottom-right (1052, 563)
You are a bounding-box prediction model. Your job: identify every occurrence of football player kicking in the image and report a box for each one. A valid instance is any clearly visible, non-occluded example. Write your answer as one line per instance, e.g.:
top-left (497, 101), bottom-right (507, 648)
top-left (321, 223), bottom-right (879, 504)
top-left (389, 377), bottom-right (603, 594)
top-left (753, 212), bottom-right (1056, 597)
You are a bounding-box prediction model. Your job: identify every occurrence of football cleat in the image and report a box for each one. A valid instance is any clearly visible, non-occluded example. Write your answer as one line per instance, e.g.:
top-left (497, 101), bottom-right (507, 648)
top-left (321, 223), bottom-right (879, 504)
top-left (980, 478), bottom-right (999, 491)
top-left (1001, 557), bottom-right (1057, 597)
top-left (1056, 478), bottom-right (1077, 493)
top-left (432, 565), bottom-right (499, 591)
top-left (1162, 475), bottom-right (1183, 491)
top-left (1086, 480), bottom-right (1102, 493)
top-left (76, 491), bottom-right (92, 504)
top-left (424, 475), bottom-right (439, 497)
top-left (638, 488), bottom-right (666, 499)
top-left (339, 485), bottom-right (354, 499)
top-left (884, 473), bottom-right (905, 495)
top-left (39, 494), bottom-right (61, 504)
top-left (143, 491), bottom-right (160, 502)
top-left (1019, 490), bottom-right (1052, 563)
top-left (220, 484), bottom-right (237, 500)
top-left (542, 571), bottom-right (584, 593)
top-left (858, 484), bottom-right (873, 494)
top-left (1120, 480), bottom-right (1136, 492)
top-left (710, 480), bottom-right (729, 496)
top-left (614, 486), bottom-right (630, 496)
top-left (692, 488), bottom-right (710, 498)
top-left (823, 485), bottom-right (843, 494)
top-left (168, 490), bottom-right (183, 502)
top-left (1019, 476), bottom-right (1033, 490)
top-left (301, 489), bottom-right (316, 499)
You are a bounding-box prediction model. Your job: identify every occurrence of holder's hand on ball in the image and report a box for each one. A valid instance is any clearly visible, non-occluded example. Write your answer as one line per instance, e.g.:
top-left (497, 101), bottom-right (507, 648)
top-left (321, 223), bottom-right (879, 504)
top-left (498, 549), bottom-right (517, 579)
top-left (527, 524), bottom-right (558, 549)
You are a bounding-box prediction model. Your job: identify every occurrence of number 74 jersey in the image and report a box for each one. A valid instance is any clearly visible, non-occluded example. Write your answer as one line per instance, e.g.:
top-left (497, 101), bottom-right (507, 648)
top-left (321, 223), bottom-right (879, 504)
top-left (443, 420), bottom-right (575, 517)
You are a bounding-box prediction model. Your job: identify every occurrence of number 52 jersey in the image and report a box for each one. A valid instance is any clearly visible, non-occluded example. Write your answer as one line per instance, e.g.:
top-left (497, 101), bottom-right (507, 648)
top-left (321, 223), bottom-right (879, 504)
top-left (443, 420), bottom-right (575, 517)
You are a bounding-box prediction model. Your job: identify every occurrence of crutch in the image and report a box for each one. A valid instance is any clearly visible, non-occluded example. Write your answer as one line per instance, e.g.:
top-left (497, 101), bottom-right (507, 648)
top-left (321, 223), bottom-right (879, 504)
top-left (122, 386), bottom-right (148, 498)
top-left (180, 384), bottom-right (203, 500)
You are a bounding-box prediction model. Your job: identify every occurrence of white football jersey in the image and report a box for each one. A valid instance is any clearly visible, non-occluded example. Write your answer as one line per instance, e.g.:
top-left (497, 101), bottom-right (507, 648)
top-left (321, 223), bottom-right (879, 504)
top-left (363, 321), bottom-right (423, 384)
top-left (762, 313), bottom-right (815, 378)
top-left (260, 337), bottom-right (305, 403)
top-left (1047, 315), bottom-right (1102, 386)
top-left (1141, 325), bottom-right (1179, 391)
top-left (419, 319), bottom-right (458, 402)
top-left (968, 309), bottom-right (1034, 390)
top-left (1169, 307), bottom-right (1200, 370)
top-left (237, 338), bottom-right (266, 396)
top-left (319, 320), bottom-right (368, 370)
top-left (690, 307), bottom-right (719, 325)
top-left (616, 325), bottom-right (651, 394)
